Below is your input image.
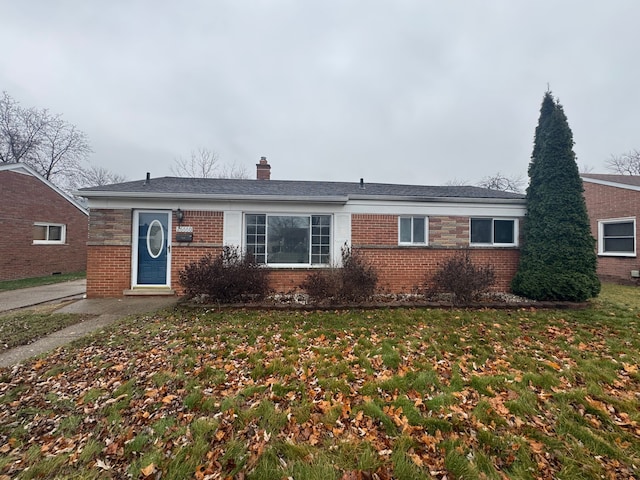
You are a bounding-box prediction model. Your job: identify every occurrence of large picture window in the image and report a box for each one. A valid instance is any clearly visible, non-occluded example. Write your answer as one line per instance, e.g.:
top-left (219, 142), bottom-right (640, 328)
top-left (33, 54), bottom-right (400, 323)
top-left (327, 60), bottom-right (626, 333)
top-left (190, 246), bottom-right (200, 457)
top-left (399, 216), bottom-right (427, 245)
top-left (598, 218), bottom-right (635, 256)
top-left (33, 223), bottom-right (66, 244)
top-left (470, 218), bottom-right (517, 246)
top-left (246, 214), bottom-right (331, 265)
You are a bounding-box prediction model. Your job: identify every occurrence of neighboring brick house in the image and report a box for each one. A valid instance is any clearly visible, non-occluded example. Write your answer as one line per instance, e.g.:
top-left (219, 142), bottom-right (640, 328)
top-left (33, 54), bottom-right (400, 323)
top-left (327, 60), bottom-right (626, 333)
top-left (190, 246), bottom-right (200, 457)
top-left (78, 159), bottom-right (526, 298)
top-left (581, 173), bottom-right (640, 284)
top-left (0, 163), bottom-right (88, 281)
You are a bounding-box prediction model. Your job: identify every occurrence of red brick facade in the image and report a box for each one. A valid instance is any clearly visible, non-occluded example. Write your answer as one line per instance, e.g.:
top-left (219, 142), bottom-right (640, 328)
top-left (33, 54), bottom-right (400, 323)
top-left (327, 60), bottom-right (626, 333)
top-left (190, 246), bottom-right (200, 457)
top-left (351, 214), bottom-right (519, 292)
top-left (583, 181), bottom-right (640, 284)
top-left (0, 169), bottom-right (88, 281)
top-left (86, 208), bottom-right (521, 297)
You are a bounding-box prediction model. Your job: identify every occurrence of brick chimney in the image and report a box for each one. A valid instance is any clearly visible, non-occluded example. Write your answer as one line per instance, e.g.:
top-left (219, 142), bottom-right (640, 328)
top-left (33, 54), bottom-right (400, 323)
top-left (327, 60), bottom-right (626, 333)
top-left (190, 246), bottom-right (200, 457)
top-left (256, 156), bottom-right (271, 180)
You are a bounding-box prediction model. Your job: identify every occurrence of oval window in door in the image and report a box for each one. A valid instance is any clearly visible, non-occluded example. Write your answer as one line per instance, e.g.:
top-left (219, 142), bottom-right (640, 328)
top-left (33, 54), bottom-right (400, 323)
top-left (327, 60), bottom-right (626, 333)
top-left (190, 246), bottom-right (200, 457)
top-left (147, 220), bottom-right (165, 259)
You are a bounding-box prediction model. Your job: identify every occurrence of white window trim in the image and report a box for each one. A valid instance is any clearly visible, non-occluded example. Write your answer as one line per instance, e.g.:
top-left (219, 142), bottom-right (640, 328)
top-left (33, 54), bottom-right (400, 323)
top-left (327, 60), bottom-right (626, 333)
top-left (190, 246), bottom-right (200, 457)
top-left (469, 217), bottom-right (518, 247)
top-left (398, 216), bottom-right (428, 245)
top-left (244, 213), bottom-right (333, 268)
top-left (598, 217), bottom-right (636, 257)
top-left (33, 222), bottom-right (66, 245)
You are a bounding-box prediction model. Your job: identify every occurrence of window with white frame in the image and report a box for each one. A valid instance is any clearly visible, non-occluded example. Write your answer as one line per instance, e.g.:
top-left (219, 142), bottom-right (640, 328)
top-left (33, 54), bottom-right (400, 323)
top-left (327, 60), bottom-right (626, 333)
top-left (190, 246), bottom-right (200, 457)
top-left (245, 214), bottom-right (331, 265)
top-left (598, 218), bottom-right (636, 256)
top-left (470, 218), bottom-right (517, 246)
top-left (399, 216), bottom-right (427, 245)
top-left (33, 223), bottom-right (66, 244)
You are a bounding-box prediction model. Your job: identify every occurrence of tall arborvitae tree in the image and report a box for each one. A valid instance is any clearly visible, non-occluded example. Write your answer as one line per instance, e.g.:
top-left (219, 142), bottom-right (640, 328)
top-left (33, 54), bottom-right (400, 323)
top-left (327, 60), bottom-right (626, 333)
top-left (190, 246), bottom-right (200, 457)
top-left (511, 92), bottom-right (600, 301)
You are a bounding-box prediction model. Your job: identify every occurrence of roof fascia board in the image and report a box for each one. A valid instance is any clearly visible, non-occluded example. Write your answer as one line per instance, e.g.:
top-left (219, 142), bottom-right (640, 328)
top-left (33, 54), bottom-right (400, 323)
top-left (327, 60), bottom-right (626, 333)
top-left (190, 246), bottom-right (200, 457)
top-left (581, 176), bottom-right (640, 192)
top-left (347, 194), bottom-right (525, 204)
top-left (86, 198), bottom-right (526, 218)
top-left (77, 191), bottom-right (350, 204)
top-left (77, 190), bottom-right (525, 205)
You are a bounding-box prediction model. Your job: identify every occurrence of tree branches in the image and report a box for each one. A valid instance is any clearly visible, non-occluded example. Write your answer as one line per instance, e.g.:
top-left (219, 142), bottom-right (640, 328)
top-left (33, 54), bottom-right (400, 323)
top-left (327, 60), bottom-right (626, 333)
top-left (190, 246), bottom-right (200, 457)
top-left (605, 149), bottom-right (640, 175)
top-left (170, 147), bottom-right (248, 179)
top-left (0, 91), bottom-right (92, 189)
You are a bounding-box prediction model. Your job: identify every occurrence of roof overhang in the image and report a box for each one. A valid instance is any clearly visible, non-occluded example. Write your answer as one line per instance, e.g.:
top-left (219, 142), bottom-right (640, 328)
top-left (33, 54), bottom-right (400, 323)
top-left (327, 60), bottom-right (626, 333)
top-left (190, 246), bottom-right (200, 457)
top-left (77, 190), bottom-right (525, 206)
top-left (76, 191), bottom-right (351, 204)
top-left (581, 176), bottom-right (640, 192)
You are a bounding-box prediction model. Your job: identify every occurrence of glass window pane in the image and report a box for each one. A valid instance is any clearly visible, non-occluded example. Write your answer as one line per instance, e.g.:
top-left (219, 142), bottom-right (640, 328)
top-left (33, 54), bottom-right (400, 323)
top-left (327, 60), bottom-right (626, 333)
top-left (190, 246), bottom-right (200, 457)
top-left (268, 216), bottom-right (310, 264)
top-left (33, 225), bottom-right (47, 240)
top-left (310, 215), bottom-right (331, 264)
top-left (471, 218), bottom-right (492, 243)
top-left (604, 222), bottom-right (634, 237)
top-left (494, 220), bottom-right (514, 244)
top-left (400, 217), bottom-right (412, 243)
top-left (413, 217), bottom-right (425, 243)
top-left (604, 237), bottom-right (634, 253)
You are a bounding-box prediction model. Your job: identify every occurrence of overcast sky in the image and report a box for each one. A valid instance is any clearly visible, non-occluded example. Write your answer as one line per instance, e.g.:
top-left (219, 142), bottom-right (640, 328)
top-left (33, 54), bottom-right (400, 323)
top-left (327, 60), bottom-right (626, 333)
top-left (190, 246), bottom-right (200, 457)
top-left (2, 1), bottom-right (639, 186)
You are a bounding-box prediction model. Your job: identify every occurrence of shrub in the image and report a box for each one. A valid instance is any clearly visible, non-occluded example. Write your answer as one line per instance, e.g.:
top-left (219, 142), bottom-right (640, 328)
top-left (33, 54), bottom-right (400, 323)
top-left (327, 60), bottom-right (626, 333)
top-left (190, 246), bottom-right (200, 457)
top-left (179, 246), bottom-right (270, 303)
top-left (426, 251), bottom-right (496, 305)
top-left (301, 245), bottom-right (378, 304)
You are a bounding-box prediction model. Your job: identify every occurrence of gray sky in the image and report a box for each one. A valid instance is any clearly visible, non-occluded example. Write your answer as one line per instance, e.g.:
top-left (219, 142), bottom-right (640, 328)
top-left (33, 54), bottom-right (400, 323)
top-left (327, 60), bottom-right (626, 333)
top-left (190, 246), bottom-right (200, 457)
top-left (2, 1), bottom-right (639, 186)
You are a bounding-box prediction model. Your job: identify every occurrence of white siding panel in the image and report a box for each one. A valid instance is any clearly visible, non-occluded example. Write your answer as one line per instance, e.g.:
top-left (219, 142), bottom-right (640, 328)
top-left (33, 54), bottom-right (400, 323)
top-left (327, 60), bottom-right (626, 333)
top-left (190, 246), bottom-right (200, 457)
top-left (333, 213), bottom-right (351, 266)
top-left (223, 211), bottom-right (243, 247)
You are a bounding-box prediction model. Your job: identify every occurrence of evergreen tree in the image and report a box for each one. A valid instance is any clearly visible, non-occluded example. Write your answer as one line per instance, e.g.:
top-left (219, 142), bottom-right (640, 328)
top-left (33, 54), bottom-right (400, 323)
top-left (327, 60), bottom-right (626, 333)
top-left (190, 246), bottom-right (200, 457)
top-left (511, 92), bottom-right (600, 301)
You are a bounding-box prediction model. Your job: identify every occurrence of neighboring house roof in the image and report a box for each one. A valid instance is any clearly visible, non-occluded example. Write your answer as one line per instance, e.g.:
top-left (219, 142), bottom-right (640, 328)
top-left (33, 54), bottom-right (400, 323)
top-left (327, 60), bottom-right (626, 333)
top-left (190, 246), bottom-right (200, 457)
top-left (78, 176), bottom-right (525, 204)
top-left (581, 173), bottom-right (640, 191)
top-left (0, 163), bottom-right (89, 215)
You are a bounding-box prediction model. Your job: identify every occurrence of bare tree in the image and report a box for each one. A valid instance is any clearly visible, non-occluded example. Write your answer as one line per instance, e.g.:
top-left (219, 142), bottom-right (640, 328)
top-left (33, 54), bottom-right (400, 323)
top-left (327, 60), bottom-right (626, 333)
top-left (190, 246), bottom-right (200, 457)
top-left (605, 149), bottom-right (640, 175)
top-left (0, 91), bottom-right (92, 188)
top-left (0, 92), bottom-right (46, 164)
top-left (170, 147), bottom-right (249, 179)
top-left (77, 164), bottom-right (127, 187)
top-left (477, 172), bottom-right (525, 193)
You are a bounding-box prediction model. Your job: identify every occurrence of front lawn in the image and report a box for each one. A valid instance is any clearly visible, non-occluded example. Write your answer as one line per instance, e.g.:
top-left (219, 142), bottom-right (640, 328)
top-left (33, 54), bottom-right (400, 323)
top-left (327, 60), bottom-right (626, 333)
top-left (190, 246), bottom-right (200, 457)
top-left (0, 304), bottom-right (91, 352)
top-left (0, 272), bottom-right (85, 292)
top-left (0, 285), bottom-right (639, 479)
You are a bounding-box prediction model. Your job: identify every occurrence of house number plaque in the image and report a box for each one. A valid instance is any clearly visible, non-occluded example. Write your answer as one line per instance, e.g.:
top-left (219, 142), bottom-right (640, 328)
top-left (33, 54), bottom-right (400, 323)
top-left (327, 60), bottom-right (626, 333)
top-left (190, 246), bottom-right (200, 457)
top-left (176, 225), bottom-right (193, 242)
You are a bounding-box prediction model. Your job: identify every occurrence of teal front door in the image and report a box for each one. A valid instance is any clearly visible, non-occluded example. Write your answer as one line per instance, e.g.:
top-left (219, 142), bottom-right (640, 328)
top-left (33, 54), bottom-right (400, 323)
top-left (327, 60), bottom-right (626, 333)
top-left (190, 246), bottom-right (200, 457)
top-left (134, 211), bottom-right (170, 286)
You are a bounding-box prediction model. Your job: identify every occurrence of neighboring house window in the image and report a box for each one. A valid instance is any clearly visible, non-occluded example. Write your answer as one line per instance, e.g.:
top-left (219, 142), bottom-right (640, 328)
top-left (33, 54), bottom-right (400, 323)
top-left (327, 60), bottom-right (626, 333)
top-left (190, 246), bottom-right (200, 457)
top-left (470, 218), bottom-right (517, 246)
top-left (598, 218), bottom-right (636, 256)
top-left (399, 216), bottom-right (427, 245)
top-left (245, 214), bottom-right (331, 265)
top-left (33, 223), bottom-right (66, 244)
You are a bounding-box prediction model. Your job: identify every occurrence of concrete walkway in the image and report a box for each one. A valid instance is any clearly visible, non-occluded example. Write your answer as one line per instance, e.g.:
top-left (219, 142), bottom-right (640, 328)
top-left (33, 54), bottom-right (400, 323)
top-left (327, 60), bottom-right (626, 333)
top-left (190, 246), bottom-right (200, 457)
top-left (0, 279), bottom-right (87, 312)
top-left (0, 281), bottom-right (178, 368)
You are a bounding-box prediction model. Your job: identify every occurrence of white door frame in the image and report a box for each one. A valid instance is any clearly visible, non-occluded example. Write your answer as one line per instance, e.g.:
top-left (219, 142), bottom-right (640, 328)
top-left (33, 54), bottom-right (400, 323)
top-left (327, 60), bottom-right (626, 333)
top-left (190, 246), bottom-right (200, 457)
top-left (131, 209), bottom-right (172, 288)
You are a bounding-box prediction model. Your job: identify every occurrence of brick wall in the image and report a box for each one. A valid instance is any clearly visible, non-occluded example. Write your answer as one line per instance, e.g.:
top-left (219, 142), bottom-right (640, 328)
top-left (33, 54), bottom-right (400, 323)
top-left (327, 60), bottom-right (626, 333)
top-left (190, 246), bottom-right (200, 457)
top-left (86, 208), bottom-right (522, 297)
top-left (86, 209), bottom-right (226, 297)
top-left (352, 214), bottom-right (519, 292)
top-left (170, 210), bottom-right (224, 295)
top-left (583, 181), bottom-right (640, 284)
top-left (85, 209), bottom-right (132, 296)
top-left (0, 170), bottom-right (88, 281)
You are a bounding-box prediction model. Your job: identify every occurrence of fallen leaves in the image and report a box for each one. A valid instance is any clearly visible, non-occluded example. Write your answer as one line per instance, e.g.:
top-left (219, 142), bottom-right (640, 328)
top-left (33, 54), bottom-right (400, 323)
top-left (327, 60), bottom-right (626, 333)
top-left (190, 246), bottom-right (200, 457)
top-left (0, 309), bottom-right (639, 479)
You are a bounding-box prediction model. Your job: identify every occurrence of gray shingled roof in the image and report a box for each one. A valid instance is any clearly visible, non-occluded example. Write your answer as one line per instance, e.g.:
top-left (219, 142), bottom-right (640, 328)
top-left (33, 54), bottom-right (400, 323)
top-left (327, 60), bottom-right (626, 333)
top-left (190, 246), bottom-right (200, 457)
top-left (581, 173), bottom-right (640, 187)
top-left (78, 176), bottom-right (525, 201)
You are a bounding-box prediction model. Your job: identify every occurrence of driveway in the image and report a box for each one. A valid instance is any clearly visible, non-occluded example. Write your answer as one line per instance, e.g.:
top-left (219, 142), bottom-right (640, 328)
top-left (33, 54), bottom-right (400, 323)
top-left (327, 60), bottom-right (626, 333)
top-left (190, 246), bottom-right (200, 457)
top-left (0, 279), bottom-right (86, 312)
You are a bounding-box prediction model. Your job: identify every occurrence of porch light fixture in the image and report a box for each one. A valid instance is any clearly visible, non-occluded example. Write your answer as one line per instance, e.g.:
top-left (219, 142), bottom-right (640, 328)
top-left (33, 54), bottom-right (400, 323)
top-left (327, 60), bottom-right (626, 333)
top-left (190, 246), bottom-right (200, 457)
top-left (176, 208), bottom-right (184, 224)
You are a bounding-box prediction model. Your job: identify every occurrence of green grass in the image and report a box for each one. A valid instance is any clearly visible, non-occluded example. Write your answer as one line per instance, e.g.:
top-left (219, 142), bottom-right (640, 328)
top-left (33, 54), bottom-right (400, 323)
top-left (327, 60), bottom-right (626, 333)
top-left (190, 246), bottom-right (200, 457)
top-left (0, 271), bottom-right (85, 292)
top-left (0, 283), bottom-right (639, 479)
top-left (0, 308), bottom-right (91, 351)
